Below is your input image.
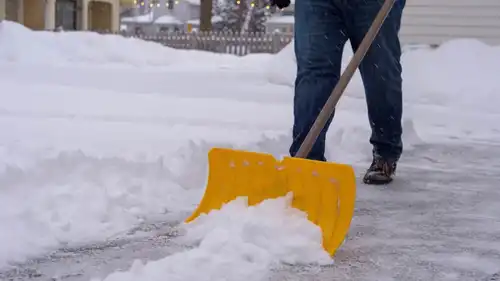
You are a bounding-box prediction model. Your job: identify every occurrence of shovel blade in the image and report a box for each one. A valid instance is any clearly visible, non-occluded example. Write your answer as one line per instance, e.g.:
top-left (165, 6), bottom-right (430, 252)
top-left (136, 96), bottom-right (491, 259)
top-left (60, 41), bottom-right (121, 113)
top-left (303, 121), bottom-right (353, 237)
top-left (185, 147), bottom-right (356, 256)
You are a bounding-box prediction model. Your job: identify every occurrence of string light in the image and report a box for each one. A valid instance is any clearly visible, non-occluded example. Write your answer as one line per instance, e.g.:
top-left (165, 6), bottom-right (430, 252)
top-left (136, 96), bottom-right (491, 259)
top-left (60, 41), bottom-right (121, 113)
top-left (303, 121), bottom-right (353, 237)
top-left (131, 0), bottom-right (275, 9)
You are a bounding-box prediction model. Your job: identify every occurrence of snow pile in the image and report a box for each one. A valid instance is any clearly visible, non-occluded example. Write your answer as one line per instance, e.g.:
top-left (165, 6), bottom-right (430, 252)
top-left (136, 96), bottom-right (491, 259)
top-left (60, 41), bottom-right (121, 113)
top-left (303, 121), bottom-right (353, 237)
top-left (402, 39), bottom-right (500, 110)
top-left (0, 21), bottom-right (176, 66)
top-left (268, 39), bottom-right (500, 111)
top-left (266, 40), bottom-right (297, 87)
top-left (0, 21), bottom-right (265, 68)
top-left (0, 150), bottom-right (205, 268)
top-left (94, 193), bottom-right (333, 281)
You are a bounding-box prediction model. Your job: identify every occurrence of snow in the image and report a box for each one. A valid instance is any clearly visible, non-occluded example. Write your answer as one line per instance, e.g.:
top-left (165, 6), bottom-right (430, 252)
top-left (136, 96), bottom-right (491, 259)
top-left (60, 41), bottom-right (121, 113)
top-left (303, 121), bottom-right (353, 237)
top-left (184, 0), bottom-right (200, 5)
top-left (267, 15), bottom-right (294, 23)
top-left (154, 15), bottom-right (182, 24)
top-left (0, 21), bottom-right (265, 67)
top-left (121, 12), bottom-right (154, 23)
top-left (93, 194), bottom-right (333, 281)
top-left (186, 16), bottom-right (223, 25)
top-left (268, 38), bottom-right (500, 114)
top-left (212, 15), bottom-right (223, 22)
top-left (0, 20), bottom-right (500, 281)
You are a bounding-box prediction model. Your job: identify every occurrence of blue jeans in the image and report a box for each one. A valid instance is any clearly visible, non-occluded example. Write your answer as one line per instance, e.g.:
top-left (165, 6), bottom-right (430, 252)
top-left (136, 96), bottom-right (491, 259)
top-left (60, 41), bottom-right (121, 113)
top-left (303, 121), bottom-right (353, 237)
top-left (289, 0), bottom-right (405, 162)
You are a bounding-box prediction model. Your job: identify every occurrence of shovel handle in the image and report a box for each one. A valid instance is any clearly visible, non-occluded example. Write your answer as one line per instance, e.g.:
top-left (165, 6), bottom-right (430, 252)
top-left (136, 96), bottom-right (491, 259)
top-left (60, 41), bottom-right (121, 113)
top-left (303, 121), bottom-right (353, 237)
top-left (295, 0), bottom-right (397, 159)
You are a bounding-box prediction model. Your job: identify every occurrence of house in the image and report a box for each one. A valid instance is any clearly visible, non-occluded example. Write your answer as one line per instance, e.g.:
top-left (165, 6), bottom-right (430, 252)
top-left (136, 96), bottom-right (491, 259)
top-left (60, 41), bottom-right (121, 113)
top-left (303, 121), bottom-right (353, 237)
top-left (120, 0), bottom-right (136, 17)
top-left (184, 15), bottom-right (222, 31)
top-left (0, 0), bottom-right (121, 31)
top-left (263, 0), bottom-right (500, 46)
top-left (264, 9), bottom-right (293, 33)
top-left (399, 0), bottom-right (500, 46)
top-left (120, 10), bottom-right (155, 33)
top-left (264, 0), bottom-right (294, 33)
top-left (120, 0), bottom-right (200, 22)
top-left (171, 0), bottom-right (199, 22)
top-left (121, 10), bottom-right (183, 33)
top-left (120, 0), bottom-right (223, 33)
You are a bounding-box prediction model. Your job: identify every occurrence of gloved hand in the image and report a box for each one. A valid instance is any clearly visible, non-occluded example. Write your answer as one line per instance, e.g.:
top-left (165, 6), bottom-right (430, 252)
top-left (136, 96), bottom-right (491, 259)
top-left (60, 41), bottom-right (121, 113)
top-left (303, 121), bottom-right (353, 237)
top-left (270, 0), bottom-right (290, 9)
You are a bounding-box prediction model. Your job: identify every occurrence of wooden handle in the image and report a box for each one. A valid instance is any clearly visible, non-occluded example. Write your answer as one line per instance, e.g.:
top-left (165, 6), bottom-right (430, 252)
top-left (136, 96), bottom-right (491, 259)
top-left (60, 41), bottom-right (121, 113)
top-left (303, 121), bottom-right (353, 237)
top-left (295, 0), bottom-right (397, 158)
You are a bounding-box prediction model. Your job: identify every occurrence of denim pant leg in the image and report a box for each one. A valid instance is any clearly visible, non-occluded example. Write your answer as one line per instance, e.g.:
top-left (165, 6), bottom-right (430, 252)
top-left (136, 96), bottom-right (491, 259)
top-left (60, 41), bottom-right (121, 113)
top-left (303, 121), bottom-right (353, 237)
top-left (289, 0), bottom-right (348, 161)
top-left (345, 0), bottom-right (405, 161)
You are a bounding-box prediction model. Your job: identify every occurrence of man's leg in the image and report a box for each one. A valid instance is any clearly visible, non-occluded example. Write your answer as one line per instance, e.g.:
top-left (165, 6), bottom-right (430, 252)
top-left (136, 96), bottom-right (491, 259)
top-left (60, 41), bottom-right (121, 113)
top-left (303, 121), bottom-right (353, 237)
top-left (289, 0), bottom-right (348, 161)
top-left (345, 0), bottom-right (405, 183)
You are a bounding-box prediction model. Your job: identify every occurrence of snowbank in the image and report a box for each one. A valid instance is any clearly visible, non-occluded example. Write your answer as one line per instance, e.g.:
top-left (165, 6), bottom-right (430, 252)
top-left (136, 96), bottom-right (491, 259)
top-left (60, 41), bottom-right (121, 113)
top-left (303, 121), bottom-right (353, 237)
top-left (95, 194), bottom-right (332, 281)
top-left (0, 21), bottom-right (266, 68)
top-left (0, 149), bottom-right (203, 268)
top-left (0, 21), bottom-right (178, 66)
top-left (267, 39), bottom-right (500, 111)
top-left (402, 39), bottom-right (500, 110)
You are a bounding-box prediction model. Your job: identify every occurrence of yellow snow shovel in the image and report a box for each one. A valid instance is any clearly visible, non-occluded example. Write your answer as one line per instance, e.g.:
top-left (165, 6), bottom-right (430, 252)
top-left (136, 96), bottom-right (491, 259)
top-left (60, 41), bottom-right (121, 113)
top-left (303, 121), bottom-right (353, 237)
top-left (185, 0), bottom-right (397, 256)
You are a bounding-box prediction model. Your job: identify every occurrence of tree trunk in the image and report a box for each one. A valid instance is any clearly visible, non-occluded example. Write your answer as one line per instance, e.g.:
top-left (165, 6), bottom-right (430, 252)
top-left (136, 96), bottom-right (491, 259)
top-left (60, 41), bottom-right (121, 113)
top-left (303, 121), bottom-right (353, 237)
top-left (200, 0), bottom-right (212, 31)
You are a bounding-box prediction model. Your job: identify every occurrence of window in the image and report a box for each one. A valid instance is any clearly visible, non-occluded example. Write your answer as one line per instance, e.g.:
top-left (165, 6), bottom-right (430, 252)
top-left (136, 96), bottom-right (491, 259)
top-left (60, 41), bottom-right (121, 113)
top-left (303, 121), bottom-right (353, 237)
top-left (55, 0), bottom-right (78, 30)
top-left (5, 0), bottom-right (19, 22)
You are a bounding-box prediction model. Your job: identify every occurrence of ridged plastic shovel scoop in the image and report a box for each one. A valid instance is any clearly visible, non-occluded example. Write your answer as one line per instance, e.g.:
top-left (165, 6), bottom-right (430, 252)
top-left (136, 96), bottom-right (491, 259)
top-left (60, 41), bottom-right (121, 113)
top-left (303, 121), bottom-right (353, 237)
top-left (184, 0), bottom-right (397, 256)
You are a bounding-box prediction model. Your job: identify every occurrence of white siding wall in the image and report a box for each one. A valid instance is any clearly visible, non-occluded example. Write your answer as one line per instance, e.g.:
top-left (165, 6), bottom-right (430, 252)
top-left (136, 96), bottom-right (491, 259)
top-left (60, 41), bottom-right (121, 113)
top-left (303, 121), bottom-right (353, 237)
top-left (401, 0), bottom-right (500, 45)
top-left (171, 2), bottom-right (199, 22)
